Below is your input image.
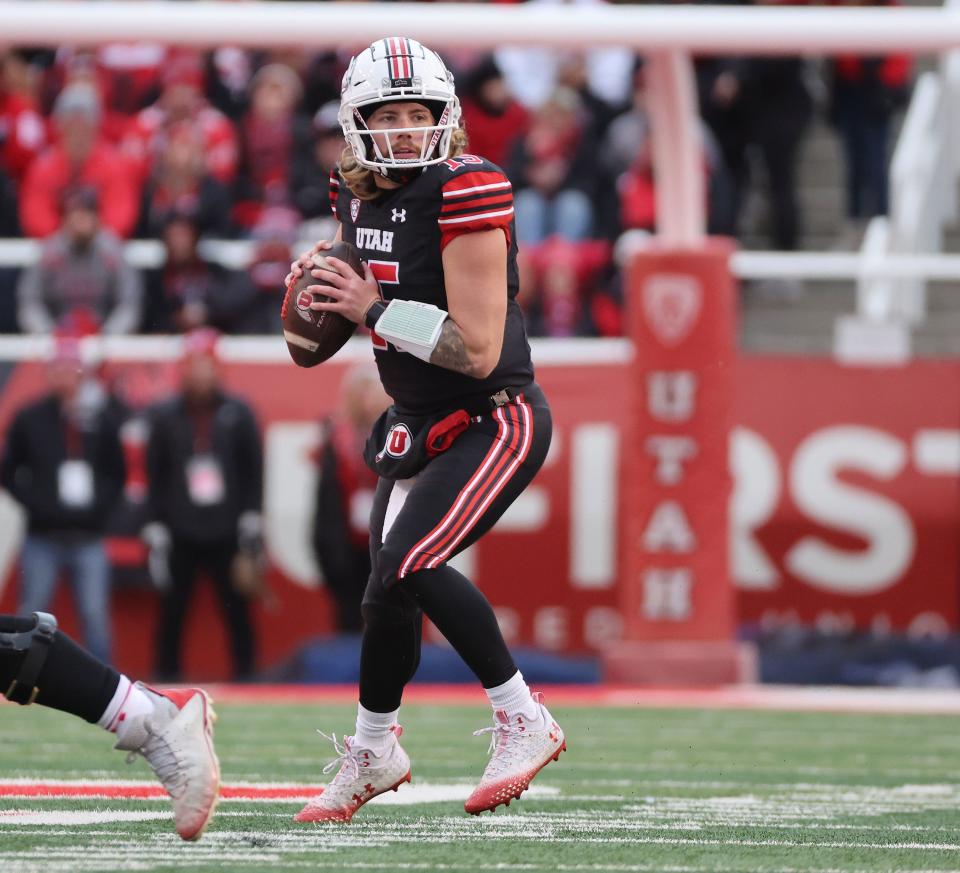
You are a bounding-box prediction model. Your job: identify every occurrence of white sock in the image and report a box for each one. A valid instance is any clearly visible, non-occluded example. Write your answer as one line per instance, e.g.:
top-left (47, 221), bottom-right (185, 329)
top-left (485, 671), bottom-right (541, 722)
top-left (96, 676), bottom-right (155, 733)
top-left (353, 703), bottom-right (399, 754)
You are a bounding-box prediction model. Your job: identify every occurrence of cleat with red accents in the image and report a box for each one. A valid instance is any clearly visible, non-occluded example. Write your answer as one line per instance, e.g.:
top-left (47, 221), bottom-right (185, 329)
top-left (465, 692), bottom-right (566, 816)
top-left (294, 724), bottom-right (411, 823)
top-left (113, 683), bottom-right (220, 841)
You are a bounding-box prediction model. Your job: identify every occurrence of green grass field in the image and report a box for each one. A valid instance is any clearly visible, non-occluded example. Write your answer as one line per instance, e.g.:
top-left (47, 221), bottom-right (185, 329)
top-left (2, 697), bottom-right (960, 872)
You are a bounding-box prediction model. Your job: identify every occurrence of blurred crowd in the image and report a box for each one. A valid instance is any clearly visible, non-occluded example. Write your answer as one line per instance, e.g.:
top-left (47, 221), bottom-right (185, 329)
top-left (0, 328), bottom-right (390, 680)
top-left (0, 0), bottom-right (913, 339)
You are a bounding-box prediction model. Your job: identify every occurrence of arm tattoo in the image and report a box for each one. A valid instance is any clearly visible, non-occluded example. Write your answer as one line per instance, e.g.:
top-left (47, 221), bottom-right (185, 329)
top-left (429, 320), bottom-right (479, 376)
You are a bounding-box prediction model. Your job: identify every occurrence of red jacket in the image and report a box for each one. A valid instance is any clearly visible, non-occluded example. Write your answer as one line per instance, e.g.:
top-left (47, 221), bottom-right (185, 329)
top-left (460, 97), bottom-right (529, 169)
top-left (121, 102), bottom-right (238, 187)
top-left (19, 140), bottom-right (140, 239)
top-left (0, 92), bottom-right (47, 181)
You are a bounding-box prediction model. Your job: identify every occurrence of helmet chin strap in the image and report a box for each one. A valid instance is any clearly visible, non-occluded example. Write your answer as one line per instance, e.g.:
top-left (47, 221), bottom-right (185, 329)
top-left (380, 165), bottom-right (425, 184)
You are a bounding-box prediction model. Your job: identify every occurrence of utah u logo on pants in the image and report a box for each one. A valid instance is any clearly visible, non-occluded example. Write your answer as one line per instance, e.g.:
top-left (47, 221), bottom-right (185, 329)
top-left (384, 423), bottom-right (412, 458)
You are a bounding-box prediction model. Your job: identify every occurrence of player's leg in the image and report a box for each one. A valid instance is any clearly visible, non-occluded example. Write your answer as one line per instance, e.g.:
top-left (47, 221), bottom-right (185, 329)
top-left (294, 477), bottom-right (415, 824)
top-left (377, 387), bottom-right (566, 813)
top-left (378, 390), bottom-right (551, 695)
top-left (1, 612), bottom-right (220, 840)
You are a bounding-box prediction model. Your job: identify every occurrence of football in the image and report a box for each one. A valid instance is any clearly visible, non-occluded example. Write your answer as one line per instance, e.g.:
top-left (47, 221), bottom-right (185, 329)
top-left (281, 240), bottom-right (364, 367)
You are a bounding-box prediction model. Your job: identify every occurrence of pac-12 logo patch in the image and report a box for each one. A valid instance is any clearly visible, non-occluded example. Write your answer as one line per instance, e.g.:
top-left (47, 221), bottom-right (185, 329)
top-left (382, 423), bottom-right (413, 459)
top-left (642, 274), bottom-right (702, 347)
top-left (350, 198), bottom-right (361, 223)
top-left (296, 290), bottom-right (313, 311)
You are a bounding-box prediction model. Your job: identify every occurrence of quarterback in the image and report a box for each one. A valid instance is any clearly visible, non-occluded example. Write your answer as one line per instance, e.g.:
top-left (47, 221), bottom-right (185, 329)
top-left (285, 37), bottom-right (566, 822)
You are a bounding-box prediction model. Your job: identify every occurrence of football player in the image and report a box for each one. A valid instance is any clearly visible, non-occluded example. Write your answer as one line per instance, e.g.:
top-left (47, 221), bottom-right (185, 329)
top-left (0, 611), bottom-right (220, 840)
top-left (285, 37), bottom-right (565, 822)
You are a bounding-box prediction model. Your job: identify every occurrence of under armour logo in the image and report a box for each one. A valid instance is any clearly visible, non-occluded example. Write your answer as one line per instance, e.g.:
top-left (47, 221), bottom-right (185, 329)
top-left (392, 208), bottom-right (407, 223)
top-left (352, 784), bottom-right (376, 804)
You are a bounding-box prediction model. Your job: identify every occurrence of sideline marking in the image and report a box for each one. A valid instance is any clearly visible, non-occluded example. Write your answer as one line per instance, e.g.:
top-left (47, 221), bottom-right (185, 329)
top-left (187, 683), bottom-right (960, 714)
top-left (0, 779), bottom-right (559, 807)
top-left (3, 684), bottom-right (960, 714)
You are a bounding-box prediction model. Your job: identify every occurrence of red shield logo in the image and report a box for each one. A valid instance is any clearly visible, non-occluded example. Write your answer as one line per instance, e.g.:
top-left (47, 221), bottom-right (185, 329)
top-left (296, 290), bottom-right (313, 311)
top-left (642, 274), bottom-right (702, 347)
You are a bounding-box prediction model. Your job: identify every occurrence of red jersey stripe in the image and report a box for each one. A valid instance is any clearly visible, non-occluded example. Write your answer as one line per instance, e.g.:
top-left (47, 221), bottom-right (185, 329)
top-left (428, 400), bottom-right (533, 568)
top-left (402, 403), bottom-right (529, 576)
top-left (438, 207), bottom-right (514, 226)
top-left (442, 171), bottom-right (510, 195)
top-left (418, 403), bottom-right (526, 571)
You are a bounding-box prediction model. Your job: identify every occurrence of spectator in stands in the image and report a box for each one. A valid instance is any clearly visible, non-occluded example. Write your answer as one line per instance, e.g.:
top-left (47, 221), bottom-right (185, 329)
top-left (0, 336), bottom-right (126, 664)
top-left (311, 364), bottom-right (389, 633)
top-left (48, 43), bottom-right (166, 142)
top-left (289, 100), bottom-right (345, 240)
top-left (234, 204), bottom-right (301, 334)
top-left (602, 59), bottom-right (735, 239)
top-left (827, 0), bottom-right (912, 246)
top-left (122, 52), bottom-right (238, 191)
top-left (17, 186), bottom-right (144, 335)
top-left (234, 63), bottom-right (310, 233)
top-left (507, 86), bottom-right (599, 244)
top-left (495, 0), bottom-right (633, 112)
top-left (459, 56), bottom-right (529, 170)
top-left (697, 7), bottom-right (814, 252)
top-left (554, 51), bottom-right (630, 142)
top-left (0, 49), bottom-right (48, 236)
top-left (142, 210), bottom-right (247, 334)
top-left (520, 236), bottom-right (614, 337)
top-left (142, 329), bottom-right (262, 681)
top-left (137, 120), bottom-right (231, 239)
top-left (19, 82), bottom-right (140, 239)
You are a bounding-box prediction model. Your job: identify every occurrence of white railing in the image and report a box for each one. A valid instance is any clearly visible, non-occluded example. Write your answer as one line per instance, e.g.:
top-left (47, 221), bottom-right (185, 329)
top-left (852, 0), bottom-right (960, 337)
top-left (6, 237), bottom-right (960, 281)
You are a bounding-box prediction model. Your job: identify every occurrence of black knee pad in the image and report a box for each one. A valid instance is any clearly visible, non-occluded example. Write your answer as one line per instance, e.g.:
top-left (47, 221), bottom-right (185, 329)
top-left (0, 612), bottom-right (58, 705)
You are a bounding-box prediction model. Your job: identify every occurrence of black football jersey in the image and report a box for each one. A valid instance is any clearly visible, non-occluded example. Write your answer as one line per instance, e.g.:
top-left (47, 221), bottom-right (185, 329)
top-left (330, 155), bottom-right (534, 415)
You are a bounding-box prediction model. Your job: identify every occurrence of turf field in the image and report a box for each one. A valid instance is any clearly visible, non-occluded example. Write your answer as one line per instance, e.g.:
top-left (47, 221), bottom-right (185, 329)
top-left (2, 688), bottom-right (960, 873)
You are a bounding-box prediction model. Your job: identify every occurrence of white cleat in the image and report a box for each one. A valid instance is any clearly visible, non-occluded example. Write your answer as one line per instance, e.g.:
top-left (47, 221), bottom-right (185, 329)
top-left (114, 684), bottom-right (220, 841)
top-left (294, 724), bottom-right (411, 823)
top-left (465, 691), bottom-right (565, 815)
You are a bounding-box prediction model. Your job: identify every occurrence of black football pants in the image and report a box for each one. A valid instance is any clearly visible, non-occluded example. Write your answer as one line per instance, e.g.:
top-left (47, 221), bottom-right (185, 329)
top-left (359, 384), bottom-right (552, 713)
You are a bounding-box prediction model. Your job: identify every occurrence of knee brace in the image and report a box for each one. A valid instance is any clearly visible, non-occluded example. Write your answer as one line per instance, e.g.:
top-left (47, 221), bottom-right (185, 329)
top-left (0, 612), bottom-right (58, 705)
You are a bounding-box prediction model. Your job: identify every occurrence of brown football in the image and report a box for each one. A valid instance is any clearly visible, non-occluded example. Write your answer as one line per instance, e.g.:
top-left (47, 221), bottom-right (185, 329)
top-left (281, 240), bottom-right (364, 367)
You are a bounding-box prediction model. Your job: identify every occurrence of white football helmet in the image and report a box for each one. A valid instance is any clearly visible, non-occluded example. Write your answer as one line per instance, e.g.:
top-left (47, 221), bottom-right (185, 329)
top-left (339, 37), bottom-right (462, 176)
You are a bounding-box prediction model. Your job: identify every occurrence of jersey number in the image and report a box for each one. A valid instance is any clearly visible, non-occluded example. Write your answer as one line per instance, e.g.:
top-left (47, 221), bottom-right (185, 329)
top-left (367, 260), bottom-right (399, 350)
top-left (443, 154), bottom-right (484, 171)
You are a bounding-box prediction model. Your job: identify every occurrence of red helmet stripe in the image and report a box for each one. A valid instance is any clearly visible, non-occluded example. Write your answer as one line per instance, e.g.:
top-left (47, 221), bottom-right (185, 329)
top-left (388, 38), bottom-right (398, 78)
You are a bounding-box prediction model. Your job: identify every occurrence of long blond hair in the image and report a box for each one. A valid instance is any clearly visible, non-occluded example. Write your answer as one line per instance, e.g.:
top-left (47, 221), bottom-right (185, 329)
top-left (339, 128), bottom-right (469, 201)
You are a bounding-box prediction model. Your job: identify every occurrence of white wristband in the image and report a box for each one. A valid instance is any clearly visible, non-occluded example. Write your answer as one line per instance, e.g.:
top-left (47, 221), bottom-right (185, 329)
top-left (374, 299), bottom-right (448, 362)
